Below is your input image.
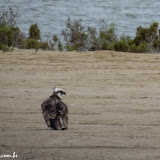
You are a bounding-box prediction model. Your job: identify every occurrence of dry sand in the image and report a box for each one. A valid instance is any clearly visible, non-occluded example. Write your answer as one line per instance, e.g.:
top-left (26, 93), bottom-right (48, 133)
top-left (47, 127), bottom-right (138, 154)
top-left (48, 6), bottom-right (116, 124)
top-left (0, 49), bottom-right (160, 160)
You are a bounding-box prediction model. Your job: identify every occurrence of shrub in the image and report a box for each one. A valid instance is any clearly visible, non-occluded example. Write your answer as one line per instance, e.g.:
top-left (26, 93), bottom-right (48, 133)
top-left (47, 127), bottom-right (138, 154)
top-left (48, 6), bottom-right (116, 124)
top-left (136, 43), bottom-right (150, 53)
top-left (66, 43), bottom-right (74, 51)
top-left (10, 26), bottom-right (20, 45)
top-left (0, 25), bottom-right (13, 51)
top-left (153, 39), bottom-right (160, 52)
top-left (113, 35), bottom-right (151, 53)
top-left (10, 26), bottom-right (26, 48)
top-left (128, 43), bottom-right (138, 53)
top-left (88, 21), bottom-right (118, 51)
top-left (24, 23), bottom-right (49, 50)
top-left (113, 36), bottom-right (134, 52)
top-left (29, 23), bottom-right (41, 40)
top-left (1, 12), bottom-right (160, 54)
top-left (24, 39), bottom-right (49, 50)
top-left (15, 32), bottom-right (26, 48)
top-left (62, 17), bottom-right (88, 51)
top-left (1, 45), bottom-right (9, 52)
top-left (87, 26), bottom-right (101, 51)
top-left (58, 41), bottom-right (63, 51)
top-left (0, 8), bottom-right (26, 51)
top-left (113, 40), bottom-right (129, 52)
top-left (51, 34), bottom-right (63, 51)
top-left (53, 35), bottom-right (58, 42)
top-left (99, 22), bottom-right (117, 44)
top-left (131, 22), bottom-right (160, 53)
top-left (133, 22), bottom-right (158, 45)
top-left (24, 38), bottom-right (40, 49)
top-left (40, 42), bottom-right (49, 50)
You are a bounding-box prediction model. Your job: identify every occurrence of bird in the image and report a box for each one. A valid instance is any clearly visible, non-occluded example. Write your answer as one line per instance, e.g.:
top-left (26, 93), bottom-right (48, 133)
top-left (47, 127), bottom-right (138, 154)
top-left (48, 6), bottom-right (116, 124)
top-left (41, 87), bottom-right (68, 130)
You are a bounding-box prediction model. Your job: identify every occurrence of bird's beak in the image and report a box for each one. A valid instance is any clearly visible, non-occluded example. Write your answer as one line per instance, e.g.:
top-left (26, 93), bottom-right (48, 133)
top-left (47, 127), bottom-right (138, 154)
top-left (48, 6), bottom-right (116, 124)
top-left (63, 92), bottom-right (66, 95)
top-left (60, 91), bottom-right (66, 95)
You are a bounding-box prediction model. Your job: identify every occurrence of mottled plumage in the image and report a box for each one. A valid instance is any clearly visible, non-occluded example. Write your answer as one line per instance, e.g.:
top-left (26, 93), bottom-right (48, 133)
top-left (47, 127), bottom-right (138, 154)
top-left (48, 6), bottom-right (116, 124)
top-left (41, 88), bottom-right (68, 130)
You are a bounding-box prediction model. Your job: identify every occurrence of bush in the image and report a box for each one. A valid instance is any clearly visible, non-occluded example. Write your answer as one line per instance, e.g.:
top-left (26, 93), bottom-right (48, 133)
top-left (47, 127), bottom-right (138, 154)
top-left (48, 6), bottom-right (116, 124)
top-left (61, 18), bottom-right (155, 53)
top-left (1, 11), bottom-right (160, 54)
top-left (1, 45), bottom-right (9, 52)
top-left (133, 22), bottom-right (158, 45)
top-left (10, 26), bottom-right (20, 45)
top-left (128, 43), bottom-right (138, 53)
top-left (153, 39), bottom-right (160, 52)
top-left (87, 27), bottom-right (101, 51)
top-left (88, 21), bottom-right (118, 51)
top-left (113, 36), bottom-right (150, 53)
top-left (113, 36), bottom-right (131, 52)
top-left (131, 22), bottom-right (160, 53)
top-left (0, 8), bottom-right (26, 51)
top-left (24, 38), bottom-right (40, 49)
top-left (113, 40), bottom-right (129, 52)
top-left (51, 35), bottom-right (63, 51)
top-left (10, 26), bottom-right (26, 48)
top-left (99, 22), bottom-right (117, 44)
top-left (62, 17), bottom-right (88, 51)
top-left (29, 23), bottom-right (41, 40)
top-left (136, 43), bottom-right (150, 53)
top-left (40, 42), bottom-right (49, 50)
top-left (53, 35), bottom-right (58, 42)
top-left (23, 23), bottom-right (49, 50)
top-left (58, 41), bottom-right (63, 51)
top-left (23, 39), bottom-right (49, 50)
top-left (0, 25), bottom-right (13, 51)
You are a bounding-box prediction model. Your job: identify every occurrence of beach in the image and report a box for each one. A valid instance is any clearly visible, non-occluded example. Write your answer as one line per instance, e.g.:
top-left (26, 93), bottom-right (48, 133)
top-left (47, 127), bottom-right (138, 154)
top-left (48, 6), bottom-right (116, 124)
top-left (0, 49), bottom-right (160, 160)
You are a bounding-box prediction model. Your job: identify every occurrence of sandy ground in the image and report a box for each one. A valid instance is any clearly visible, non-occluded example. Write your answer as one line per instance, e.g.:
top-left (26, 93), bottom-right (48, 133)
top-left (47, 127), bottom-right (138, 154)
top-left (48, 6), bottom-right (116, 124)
top-left (0, 49), bottom-right (160, 160)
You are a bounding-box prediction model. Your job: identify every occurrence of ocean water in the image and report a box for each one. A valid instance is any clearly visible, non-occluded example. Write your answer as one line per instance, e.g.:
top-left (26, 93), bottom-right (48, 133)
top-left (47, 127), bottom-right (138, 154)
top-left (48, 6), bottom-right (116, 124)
top-left (0, 0), bottom-right (160, 40)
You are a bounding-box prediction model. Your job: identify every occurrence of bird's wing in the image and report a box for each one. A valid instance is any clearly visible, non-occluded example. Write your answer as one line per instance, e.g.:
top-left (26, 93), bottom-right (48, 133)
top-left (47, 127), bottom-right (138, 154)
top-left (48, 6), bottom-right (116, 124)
top-left (41, 98), bottom-right (57, 127)
top-left (56, 100), bottom-right (69, 115)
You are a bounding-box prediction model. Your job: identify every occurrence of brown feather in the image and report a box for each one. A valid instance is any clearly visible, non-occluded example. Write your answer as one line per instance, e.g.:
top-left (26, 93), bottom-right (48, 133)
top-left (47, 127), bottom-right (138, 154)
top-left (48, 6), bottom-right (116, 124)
top-left (41, 93), bottom-right (68, 130)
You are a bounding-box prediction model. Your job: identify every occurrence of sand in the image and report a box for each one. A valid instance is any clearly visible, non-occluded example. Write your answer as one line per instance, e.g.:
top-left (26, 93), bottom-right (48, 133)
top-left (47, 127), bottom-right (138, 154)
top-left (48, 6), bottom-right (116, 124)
top-left (0, 49), bottom-right (160, 160)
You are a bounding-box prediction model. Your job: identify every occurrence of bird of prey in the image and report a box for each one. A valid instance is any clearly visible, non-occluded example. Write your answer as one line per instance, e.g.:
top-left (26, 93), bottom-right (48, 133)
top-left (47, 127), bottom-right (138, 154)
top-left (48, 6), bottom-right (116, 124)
top-left (41, 88), bottom-right (68, 130)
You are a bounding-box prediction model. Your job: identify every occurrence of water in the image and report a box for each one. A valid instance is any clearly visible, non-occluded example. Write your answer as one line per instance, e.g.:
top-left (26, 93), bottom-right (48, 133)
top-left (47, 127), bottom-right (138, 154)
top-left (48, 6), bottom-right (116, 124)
top-left (1, 0), bottom-right (160, 41)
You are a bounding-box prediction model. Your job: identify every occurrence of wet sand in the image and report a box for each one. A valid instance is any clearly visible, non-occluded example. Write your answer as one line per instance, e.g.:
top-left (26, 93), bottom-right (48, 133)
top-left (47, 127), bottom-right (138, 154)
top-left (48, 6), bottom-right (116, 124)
top-left (0, 49), bottom-right (160, 160)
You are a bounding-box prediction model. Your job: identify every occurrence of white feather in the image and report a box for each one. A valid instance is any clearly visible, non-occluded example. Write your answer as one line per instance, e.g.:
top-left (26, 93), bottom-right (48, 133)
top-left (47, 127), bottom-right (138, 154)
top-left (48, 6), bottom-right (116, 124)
top-left (54, 87), bottom-right (63, 92)
top-left (53, 87), bottom-right (65, 97)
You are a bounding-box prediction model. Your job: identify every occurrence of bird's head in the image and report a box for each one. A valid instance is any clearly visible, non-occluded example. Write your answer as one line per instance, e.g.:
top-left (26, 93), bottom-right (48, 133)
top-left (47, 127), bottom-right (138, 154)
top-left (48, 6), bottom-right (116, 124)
top-left (53, 87), bottom-right (66, 97)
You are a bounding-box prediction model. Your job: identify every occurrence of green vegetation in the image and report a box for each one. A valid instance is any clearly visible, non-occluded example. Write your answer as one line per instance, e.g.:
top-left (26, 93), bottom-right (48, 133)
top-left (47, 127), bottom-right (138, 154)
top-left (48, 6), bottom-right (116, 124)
top-left (61, 19), bottom-right (160, 53)
top-left (0, 25), bottom-right (13, 51)
top-left (29, 24), bottom-right (41, 40)
top-left (24, 23), bottom-right (49, 50)
top-left (1, 8), bottom-right (160, 53)
top-left (58, 41), bottom-right (63, 51)
top-left (0, 8), bottom-right (25, 51)
top-left (52, 34), bottom-right (63, 51)
top-left (88, 21), bottom-right (118, 51)
top-left (0, 9), bottom-right (49, 51)
top-left (62, 18), bottom-right (88, 51)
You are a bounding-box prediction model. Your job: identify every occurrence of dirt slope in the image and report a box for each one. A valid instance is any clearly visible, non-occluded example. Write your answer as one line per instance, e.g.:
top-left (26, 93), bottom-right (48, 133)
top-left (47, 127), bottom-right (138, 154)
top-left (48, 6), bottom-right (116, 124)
top-left (0, 49), bottom-right (160, 160)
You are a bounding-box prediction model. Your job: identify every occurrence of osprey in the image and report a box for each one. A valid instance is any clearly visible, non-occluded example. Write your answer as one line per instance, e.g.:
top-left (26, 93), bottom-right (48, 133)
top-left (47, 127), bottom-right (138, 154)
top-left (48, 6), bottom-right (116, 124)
top-left (41, 88), bottom-right (68, 130)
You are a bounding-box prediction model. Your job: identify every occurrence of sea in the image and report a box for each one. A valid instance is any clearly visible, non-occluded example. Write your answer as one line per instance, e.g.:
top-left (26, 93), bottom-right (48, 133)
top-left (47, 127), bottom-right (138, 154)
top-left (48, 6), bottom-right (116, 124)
top-left (0, 0), bottom-right (160, 41)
